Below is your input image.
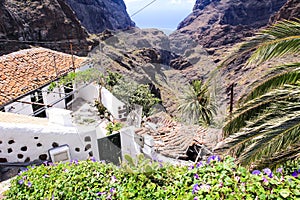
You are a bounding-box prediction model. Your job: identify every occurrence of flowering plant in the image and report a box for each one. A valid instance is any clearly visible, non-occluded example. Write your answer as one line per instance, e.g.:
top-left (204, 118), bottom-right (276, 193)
top-left (4, 156), bottom-right (300, 199)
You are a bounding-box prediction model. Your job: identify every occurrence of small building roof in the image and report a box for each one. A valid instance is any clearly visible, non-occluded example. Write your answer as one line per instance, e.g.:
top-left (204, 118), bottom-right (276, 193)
top-left (135, 112), bottom-right (208, 159)
top-left (0, 111), bottom-right (48, 126)
top-left (0, 47), bottom-right (86, 107)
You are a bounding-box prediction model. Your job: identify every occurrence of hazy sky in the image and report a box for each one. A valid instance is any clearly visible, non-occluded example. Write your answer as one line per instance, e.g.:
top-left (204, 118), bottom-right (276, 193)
top-left (124, 0), bottom-right (195, 30)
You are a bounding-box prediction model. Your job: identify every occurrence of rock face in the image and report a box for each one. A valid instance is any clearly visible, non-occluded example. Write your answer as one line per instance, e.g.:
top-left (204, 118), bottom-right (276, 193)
top-left (173, 0), bottom-right (287, 53)
top-left (0, 0), bottom-right (134, 56)
top-left (0, 0), bottom-right (92, 56)
top-left (65, 0), bottom-right (135, 34)
top-left (271, 0), bottom-right (300, 22)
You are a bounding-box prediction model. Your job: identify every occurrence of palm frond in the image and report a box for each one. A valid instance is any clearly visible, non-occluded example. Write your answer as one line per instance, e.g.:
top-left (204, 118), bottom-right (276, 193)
top-left (248, 36), bottom-right (300, 65)
top-left (248, 19), bottom-right (300, 65)
top-left (241, 64), bottom-right (300, 102)
top-left (219, 34), bottom-right (270, 67)
top-left (178, 80), bottom-right (216, 126)
top-left (261, 19), bottom-right (300, 39)
top-left (218, 99), bottom-right (300, 166)
top-left (220, 19), bottom-right (300, 67)
top-left (218, 104), bottom-right (293, 154)
top-left (224, 85), bottom-right (300, 136)
top-left (239, 113), bottom-right (300, 165)
top-left (220, 19), bottom-right (300, 168)
top-left (252, 142), bottom-right (300, 169)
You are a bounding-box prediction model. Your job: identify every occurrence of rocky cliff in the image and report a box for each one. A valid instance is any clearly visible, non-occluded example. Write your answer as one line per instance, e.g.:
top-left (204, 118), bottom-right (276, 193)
top-left (0, 0), bottom-right (92, 56)
top-left (65, 0), bottom-right (135, 33)
top-left (271, 0), bottom-right (300, 22)
top-left (0, 0), bottom-right (134, 56)
top-left (172, 0), bottom-right (287, 60)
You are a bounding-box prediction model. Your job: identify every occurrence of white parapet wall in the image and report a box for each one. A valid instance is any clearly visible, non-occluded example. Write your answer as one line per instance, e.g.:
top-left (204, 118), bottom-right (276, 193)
top-left (4, 96), bottom-right (33, 115)
top-left (0, 111), bottom-right (99, 163)
top-left (101, 87), bottom-right (128, 120)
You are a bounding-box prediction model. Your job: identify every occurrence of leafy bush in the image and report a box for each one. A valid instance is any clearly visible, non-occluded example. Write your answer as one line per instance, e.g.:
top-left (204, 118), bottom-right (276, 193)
top-left (4, 156), bottom-right (300, 199)
top-left (105, 122), bottom-right (123, 135)
top-left (113, 80), bottom-right (161, 116)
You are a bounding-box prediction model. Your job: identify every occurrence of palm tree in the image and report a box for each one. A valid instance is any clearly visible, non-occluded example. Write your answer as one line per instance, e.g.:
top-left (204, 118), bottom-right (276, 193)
top-left (178, 80), bottom-right (216, 126)
top-left (215, 19), bottom-right (300, 168)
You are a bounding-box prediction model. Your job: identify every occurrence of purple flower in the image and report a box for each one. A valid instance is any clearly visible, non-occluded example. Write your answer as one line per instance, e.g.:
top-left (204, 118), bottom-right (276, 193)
top-left (111, 175), bottom-right (117, 183)
top-left (18, 179), bottom-right (24, 185)
top-left (292, 170), bottom-right (298, 178)
top-left (192, 184), bottom-right (200, 194)
top-left (263, 168), bottom-right (273, 178)
top-left (72, 159), bottom-right (79, 165)
top-left (194, 197), bottom-right (199, 200)
top-left (276, 168), bottom-right (283, 173)
top-left (252, 170), bottom-right (261, 175)
top-left (109, 187), bottom-right (116, 194)
top-left (235, 176), bottom-right (240, 182)
top-left (207, 155), bottom-right (221, 163)
top-left (196, 162), bottom-right (204, 168)
top-left (188, 165), bottom-right (195, 170)
top-left (43, 161), bottom-right (48, 166)
top-left (194, 174), bottom-right (199, 180)
top-left (27, 181), bottom-right (32, 187)
top-left (106, 194), bottom-right (112, 200)
top-left (219, 182), bottom-right (223, 188)
top-left (262, 177), bottom-right (268, 183)
top-left (90, 157), bottom-right (96, 162)
top-left (97, 192), bottom-right (106, 196)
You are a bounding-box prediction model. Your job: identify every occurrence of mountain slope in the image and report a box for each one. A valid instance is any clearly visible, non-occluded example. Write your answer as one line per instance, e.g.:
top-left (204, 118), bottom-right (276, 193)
top-left (0, 0), bottom-right (134, 56)
top-left (65, 0), bottom-right (135, 34)
top-left (0, 0), bottom-right (91, 56)
top-left (171, 0), bottom-right (287, 58)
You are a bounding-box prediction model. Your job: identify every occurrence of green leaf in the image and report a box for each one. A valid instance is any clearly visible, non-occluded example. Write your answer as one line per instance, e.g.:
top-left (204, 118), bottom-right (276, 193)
top-left (279, 189), bottom-right (290, 198)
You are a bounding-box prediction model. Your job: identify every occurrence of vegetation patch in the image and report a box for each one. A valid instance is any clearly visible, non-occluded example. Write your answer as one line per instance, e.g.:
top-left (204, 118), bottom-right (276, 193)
top-left (4, 156), bottom-right (300, 199)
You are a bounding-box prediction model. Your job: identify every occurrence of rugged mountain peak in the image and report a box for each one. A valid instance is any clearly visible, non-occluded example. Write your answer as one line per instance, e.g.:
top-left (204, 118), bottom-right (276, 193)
top-left (65, 0), bottom-right (135, 33)
top-left (270, 0), bottom-right (300, 23)
top-left (174, 0), bottom-right (287, 53)
top-left (193, 0), bottom-right (221, 11)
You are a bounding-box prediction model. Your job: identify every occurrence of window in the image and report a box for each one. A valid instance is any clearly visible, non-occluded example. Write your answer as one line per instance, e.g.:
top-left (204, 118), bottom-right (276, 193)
top-left (31, 90), bottom-right (46, 118)
top-left (64, 82), bottom-right (74, 107)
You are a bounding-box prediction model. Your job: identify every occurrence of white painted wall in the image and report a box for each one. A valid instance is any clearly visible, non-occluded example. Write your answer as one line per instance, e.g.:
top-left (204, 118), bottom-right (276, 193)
top-left (101, 87), bottom-right (126, 120)
top-left (76, 84), bottom-right (99, 103)
top-left (4, 96), bottom-right (33, 115)
top-left (0, 117), bottom-right (99, 163)
top-left (42, 85), bottom-right (66, 110)
top-left (120, 127), bottom-right (141, 160)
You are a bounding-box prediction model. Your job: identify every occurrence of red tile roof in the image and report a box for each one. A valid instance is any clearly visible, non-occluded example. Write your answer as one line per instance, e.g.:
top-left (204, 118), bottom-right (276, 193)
top-left (0, 47), bottom-right (86, 107)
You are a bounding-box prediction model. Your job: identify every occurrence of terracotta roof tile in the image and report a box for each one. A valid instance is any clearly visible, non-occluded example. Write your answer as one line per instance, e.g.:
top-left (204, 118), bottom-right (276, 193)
top-left (0, 47), bottom-right (86, 107)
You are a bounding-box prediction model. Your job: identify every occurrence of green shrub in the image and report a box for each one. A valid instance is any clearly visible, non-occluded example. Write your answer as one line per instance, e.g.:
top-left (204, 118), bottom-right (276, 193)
top-left (105, 122), bottom-right (123, 135)
top-left (4, 156), bottom-right (300, 199)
